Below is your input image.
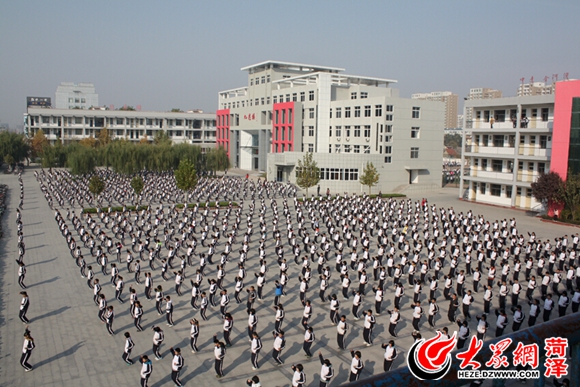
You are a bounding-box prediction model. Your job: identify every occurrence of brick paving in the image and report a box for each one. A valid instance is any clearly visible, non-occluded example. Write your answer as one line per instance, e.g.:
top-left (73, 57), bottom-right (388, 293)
top-left (0, 168), bottom-right (574, 387)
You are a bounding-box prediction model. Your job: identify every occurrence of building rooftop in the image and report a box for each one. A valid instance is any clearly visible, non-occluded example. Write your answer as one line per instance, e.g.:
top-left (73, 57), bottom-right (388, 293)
top-left (240, 60), bottom-right (345, 73)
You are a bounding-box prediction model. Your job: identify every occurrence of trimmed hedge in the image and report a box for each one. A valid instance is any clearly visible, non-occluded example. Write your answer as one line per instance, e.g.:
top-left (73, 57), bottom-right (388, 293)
top-left (82, 201), bottom-right (238, 214)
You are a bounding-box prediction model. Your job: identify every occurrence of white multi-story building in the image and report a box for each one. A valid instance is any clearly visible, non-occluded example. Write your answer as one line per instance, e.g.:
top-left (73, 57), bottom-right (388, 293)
top-left (55, 82), bottom-right (99, 109)
top-left (217, 60), bottom-right (445, 192)
top-left (25, 107), bottom-right (216, 149)
top-left (411, 91), bottom-right (458, 129)
top-left (460, 94), bottom-right (554, 210)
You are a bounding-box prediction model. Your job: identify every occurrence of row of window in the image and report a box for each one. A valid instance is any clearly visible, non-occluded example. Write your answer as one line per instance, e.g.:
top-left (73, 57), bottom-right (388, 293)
top-left (473, 134), bottom-right (550, 149)
top-left (68, 98), bottom-right (87, 103)
top-left (330, 125), bottom-right (371, 138)
top-left (474, 158), bottom-right (546, 174)
top-left (319, 168), bottom-right (359, 181)
top-left (32, 116), bottom-right (212, 128)
top-left (474, 183), bottom-right (534, 199)
top-left (329, 105), bottom-right (394, 119)
top-left (273, 91), bottom-right (315, 104)
top-left (476, 108), bottom-right (550, 122)
top-left (328, 144), bottom-right (371, 154)
top-left (249, 74), bottom-right (271, 86)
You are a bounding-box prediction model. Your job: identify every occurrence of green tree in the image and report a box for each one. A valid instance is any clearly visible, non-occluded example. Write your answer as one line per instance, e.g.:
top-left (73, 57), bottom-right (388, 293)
top-left (170, 108), bottom-right (183, 112)
top-left (0, 131), bottom-right (29, 163)
top-left (131, 175), bottom-right (144, 196)
top-left (89, 175), bottom-right (105, 197)
top-left (206, 146), bottom-right (230, 175)
top-left (296, 152), bottom-right (320, 198)
top-left (117, 106), bottom-right (136, 111)
top-left (174, 158), bottom-right (198, 192)
top-left (560, 171), bottom-right (580, 220)
top-left (154, 130), bottom-right (171, 146)
top-left (67, 144), bottom-right (97, 175)
top-left (531, 172), bottom-right (563, 207)
top-left (360, 161), bottom-right (380, 195)
top-left (41, 142), bottom-right (66, 171)
top-left (4, 154), bottom-right (14, 166)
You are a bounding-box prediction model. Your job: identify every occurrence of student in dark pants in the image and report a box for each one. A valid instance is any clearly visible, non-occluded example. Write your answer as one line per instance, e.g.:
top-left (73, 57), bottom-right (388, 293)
top-left (169, 347), bottom-right (184, 386)
top-left (122, 332), bottom-right (135, 365)
top-left (21, 329), bottom-right (35, 371)
top-left (19, 291), bottom-right (30, 323)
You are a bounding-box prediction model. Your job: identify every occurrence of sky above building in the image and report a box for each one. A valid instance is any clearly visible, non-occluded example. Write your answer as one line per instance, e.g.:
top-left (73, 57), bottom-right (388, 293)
top-left (1, 0), bottom-right (579, 129)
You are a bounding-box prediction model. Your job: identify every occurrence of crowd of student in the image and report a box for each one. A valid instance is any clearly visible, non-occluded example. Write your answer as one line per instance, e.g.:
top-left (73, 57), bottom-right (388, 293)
top-left (20, 168), bottom-right (579, 386)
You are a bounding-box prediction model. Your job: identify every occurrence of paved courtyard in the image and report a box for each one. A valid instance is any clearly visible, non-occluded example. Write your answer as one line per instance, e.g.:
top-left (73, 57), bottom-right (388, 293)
top-left (0, 168), bottom-right (574, 387)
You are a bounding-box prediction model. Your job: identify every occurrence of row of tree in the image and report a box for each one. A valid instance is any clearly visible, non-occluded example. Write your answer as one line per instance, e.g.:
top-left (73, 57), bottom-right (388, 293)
top-left (531, 171), bottom-right (580, 221)
top-left (28, 129), bottom-right (229, 176)
top-left (296, 152), bottom-right (379, 197)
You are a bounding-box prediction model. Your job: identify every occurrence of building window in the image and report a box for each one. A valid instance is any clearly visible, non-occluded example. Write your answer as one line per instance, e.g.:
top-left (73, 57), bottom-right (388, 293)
top-left (364, 125), bottom-right (371, 137)
top-left (528, 162), bottom-right (534, 172)
top-left (385, 114), bottom-right (393, 121)
top-left (286, 94), bottom-right (290, 102)
top-left (351, 92), bottom-right (357, 100)
top-left (384, 156), bottom-right (392, 164)
top-left (250, 78), bottom-right (254, 86)
top-left (308, 144), bottom-right (314, 152)
top-left (541, 108), bottom-right (549, 122)
top-left (410, 147), bottom-right (419, 159)
top-left (480, 184), bottom-right (487, 194)
top-left (308, 126), bottom-right (314, 136)
top-left (266, 97), bottom-right (270, 104)
top-left (386, 125), bottom-right (392, 133)
top-left (354, 145), bottom-right (360, 153)
top-left (540, 135), bottom-right (548, 149)
top-left (364, 105), bottom-right (371, 117)
top-left (345, 126), bottom-right (351, 137)
top-left (300, 92), bottom-right (305, 102)
top-left (255, 98), bottom-right (259, 106)
top-left (335, 126), bottom-right (341, 137)
top-left (360, 92), bottom-right (368, 99)
top-left (482, 159), bottom-right (488, 170)
top-left (335, 144), bottom-right (341, 153)
top-left (538, 162), bottom-right (546, 174)
top-left (292, 93), bottom-right (297, 102)
top-left (329, 108), bottom-right (332, 119)
top-left (261, 98), bottom-right (265, 105)
top-left (375, 105), bottom-right (382, 117)
top-left (491, 184), bottom-right (501, 197)
top-left (412, 107), bottom-right (420, 119)
top-left (518, 161), bottom-right (523, 171)
top-left (526, 188), bottom-right (532, 198)
top-left (336, 107), bottom-right (341, 118)
top-left (494, 110), bottom-right (506, 122)
top-left (354, 126), bottom-right (361, 137)
top-left (309, 108), bottom-right (315, 119)
top-left (345, 107), bottom-right (351, 118)
top-left (260, 76), bottom-right (265, 84)
top-left (364, 145), bottom-right (370, 153)
top-left (385, 135), bottom-right (392, 143)
top-left (344, 144), bottom-right (351, 153)
top-left (273, 96), bottom-right (277, 104)
top-left (385, 146), bottom-right (392, 154)
top-left (492, 159), bottom-right (503, 172)
top-left (493, 135), bottom-right (504, 147)
top-left (411, 127), bottom-right (420, 138)
top-left (266, 75), bottom-right (270, 83)
top-left (506, 186), bottom-right (513, 198)
top-left (354, 106), bottom-right (361, 117)
top-left (329, 126), bottom-right (332, 137)
top-left (530, 135), bottom-right (536, 145)
top-left (329, 145), bottom-right (332, 153)
top-left (386, 105), bottom-right (393, 112)
top-left (309, 91), bottom-right (314, 101)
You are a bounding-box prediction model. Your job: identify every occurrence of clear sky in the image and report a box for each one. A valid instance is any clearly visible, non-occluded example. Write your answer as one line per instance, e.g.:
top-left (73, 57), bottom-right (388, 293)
top-left (1, 0), bottom-right (579, 129)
